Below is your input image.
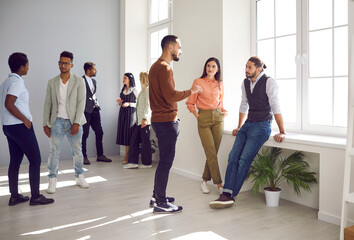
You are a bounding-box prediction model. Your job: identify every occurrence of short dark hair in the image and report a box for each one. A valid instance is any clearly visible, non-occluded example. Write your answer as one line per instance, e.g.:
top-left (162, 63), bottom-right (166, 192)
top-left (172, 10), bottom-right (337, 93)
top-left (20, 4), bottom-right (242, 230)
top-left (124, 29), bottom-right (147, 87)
top-left (84, 62), bottom-right (95, 73)
top-left (248, 56), bottom-right (267, 72)
top-left (8, 52), bottom-right (28, 73)
top-left (161, 35), bottom-right (178, 50)
top-left (60, 51), bottom-right (74, 61)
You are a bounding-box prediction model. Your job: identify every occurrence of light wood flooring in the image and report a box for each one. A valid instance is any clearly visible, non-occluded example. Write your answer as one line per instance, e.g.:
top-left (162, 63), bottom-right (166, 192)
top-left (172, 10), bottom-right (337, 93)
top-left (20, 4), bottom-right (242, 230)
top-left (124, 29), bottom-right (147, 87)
top-left (0, 155), bottom-right (339, 240)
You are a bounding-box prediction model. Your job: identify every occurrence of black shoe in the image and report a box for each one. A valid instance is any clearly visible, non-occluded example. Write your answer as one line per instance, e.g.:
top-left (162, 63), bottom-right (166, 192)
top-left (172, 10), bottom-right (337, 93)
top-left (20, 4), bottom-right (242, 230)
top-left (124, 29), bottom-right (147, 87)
top-left (97, 155), bottom-right (112, 162)
top-left (29, 194), bottom-right (54, 206)
top-left (8, 194), bottom-right (29, 206)
top-left (83, 157), bottom-right (90, 165)
top-left (209, 194), bottom-right (235, 209)
top-left (149, 196), bottom-right (175, 207)
top-left (153, 202), bottom-right (183, 214)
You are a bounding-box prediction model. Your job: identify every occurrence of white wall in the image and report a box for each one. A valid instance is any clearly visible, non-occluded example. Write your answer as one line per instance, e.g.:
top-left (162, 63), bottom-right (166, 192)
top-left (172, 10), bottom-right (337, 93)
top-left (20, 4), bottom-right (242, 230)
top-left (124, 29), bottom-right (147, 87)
top-left (0, 0), bottom-right (121, 166)
top-left (171, 0), bottom-right (252, 191)
top-left (120, 0), bottom-right (148, 90)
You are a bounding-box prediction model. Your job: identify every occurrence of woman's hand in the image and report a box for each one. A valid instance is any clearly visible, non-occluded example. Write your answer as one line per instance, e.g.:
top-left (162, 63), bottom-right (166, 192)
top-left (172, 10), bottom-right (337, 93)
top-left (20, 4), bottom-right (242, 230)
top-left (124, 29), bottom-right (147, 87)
top-left (122, 102), bottom-right (130, 108)
top-left (192, 111), bottom-right (199, 119)
top-left (221, 111), bottom-right (228, 117)
top-left (116, 98), bottom-right (123, 104)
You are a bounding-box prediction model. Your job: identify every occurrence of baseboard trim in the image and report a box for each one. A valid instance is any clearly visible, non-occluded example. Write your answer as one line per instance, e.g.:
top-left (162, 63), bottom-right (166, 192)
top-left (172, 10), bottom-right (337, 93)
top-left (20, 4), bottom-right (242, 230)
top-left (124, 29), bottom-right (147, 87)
top-left (318, 211), bottom-right (353, 226)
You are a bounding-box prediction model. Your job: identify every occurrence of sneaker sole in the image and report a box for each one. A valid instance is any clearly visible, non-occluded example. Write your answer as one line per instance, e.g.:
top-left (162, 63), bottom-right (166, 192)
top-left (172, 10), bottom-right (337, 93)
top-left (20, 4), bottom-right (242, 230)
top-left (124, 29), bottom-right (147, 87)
top-left (153, 207), bottom-right (182, 214)
top-left (46, 190), bottom-right (56, 194)
top-left (209, 201), bottom-right (234, 209)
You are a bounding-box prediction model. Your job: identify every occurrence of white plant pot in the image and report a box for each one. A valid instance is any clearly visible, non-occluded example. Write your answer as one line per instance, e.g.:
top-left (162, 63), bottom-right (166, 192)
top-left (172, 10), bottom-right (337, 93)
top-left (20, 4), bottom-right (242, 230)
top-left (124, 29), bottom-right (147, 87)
top-left (264, 188), bottom-right (281, 207)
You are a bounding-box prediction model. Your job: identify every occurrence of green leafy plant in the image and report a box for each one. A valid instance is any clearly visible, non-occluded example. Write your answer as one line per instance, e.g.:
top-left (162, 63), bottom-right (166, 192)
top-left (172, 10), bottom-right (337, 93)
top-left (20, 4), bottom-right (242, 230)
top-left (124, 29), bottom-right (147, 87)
top-left (247, 147), bottom-right (318, 196)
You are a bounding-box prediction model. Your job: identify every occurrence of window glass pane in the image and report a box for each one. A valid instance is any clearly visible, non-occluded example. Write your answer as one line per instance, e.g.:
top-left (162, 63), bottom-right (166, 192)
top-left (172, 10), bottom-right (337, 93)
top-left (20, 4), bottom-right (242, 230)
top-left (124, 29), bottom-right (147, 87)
top-left (150, 31), bottom-right (159, 59)
top-left (334, 77), bottom-right (348, 127)
top-left (150, 0), bottom-right (158, 24)
top-left (159, 0), bottom-right (169, 22)
top-left (309, 0), bottom-right (332, 31)
top-left (275, 0), bottom-right (296, 36)
top-left (308, 78), bottom-right (332, 126)
top-left (257, 0), bottom-right (274, 39)
top-left (276, 35), bottom-right (296, 79)
top-left (334, 26), bottom-right (348, 76)
top-left (277, 79), bottom-right (296, 123)
top-left (257, 39), bottom-right (275, 77)
top-left (309, 29), bottom-right (332, 77)
top-left (158, 28), bottom-right (168, 56)
top-left (334, 0), bottom-right (348, 26)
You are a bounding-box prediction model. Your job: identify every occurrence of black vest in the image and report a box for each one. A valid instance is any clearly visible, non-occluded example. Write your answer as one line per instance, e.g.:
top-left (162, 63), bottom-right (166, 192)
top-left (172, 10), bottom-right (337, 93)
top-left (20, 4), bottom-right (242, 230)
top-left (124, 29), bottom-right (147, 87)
top-left (244, 74), bottom-right (272, 122)
top-left (83, 76), bottom-right (99, 113)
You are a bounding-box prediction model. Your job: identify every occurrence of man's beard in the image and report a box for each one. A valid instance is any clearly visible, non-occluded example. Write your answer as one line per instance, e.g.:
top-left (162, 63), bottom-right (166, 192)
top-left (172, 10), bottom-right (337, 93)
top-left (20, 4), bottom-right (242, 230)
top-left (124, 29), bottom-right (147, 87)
top-left (172, 53), bottom-right (179, 62)
top-left (246, 71), bottom-right (256, 79)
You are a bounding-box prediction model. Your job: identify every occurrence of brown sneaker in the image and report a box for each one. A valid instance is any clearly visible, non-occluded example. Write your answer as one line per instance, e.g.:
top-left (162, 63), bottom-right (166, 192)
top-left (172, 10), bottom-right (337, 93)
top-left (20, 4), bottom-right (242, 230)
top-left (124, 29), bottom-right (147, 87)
top-left (97, 155), bottom-right (112, 162)
top-left (209, 194), bottom-right (235, 209)
top-left (83, 157), bottom-right (90, 165)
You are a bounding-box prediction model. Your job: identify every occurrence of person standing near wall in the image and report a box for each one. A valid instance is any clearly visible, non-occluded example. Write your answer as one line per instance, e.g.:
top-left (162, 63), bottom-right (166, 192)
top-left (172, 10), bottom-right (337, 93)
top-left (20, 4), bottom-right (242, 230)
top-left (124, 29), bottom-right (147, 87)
top-left (209, 56), bottom-right (285, 209)
top-left (116, 73), bottom-right (138, 164)
top-left (186, 57), bottom-right (227, 195)
top-left (81, 62), bottom-right (112, 165)
top-left (148, 35), bottom-right (202, 213)
top-left (124, 72), bottom-right (152, 169)
top-left (0, 52), bottom-right (54, 206)
top-left (43, 51), bottom-right (89, 194)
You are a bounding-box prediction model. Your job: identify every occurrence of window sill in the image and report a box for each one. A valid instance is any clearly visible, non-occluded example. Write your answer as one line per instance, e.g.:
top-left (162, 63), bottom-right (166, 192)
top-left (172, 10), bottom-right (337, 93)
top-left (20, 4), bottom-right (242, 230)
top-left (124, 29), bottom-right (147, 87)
top-left (224, 130), bottom-right (346, 150)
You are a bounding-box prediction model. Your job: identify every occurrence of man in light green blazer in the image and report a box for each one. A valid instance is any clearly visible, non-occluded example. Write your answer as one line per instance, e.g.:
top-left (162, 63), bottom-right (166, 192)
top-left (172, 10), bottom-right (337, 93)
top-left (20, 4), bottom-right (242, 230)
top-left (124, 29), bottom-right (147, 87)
top-left (43, 51), bottom-right (88, 194)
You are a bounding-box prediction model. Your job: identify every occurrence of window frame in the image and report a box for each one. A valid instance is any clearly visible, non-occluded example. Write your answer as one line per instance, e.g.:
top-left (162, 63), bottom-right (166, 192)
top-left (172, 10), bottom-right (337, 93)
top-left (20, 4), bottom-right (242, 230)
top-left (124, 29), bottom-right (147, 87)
top-left (252, 0), bottom-right (348, 136)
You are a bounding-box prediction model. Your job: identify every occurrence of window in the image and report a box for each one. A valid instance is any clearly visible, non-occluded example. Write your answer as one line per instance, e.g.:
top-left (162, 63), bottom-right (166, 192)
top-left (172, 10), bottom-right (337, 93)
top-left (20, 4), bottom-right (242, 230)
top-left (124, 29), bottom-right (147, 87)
top-left (254, 0), bottom-right (348, 135)
top-left (148, 0), bottom-right (171, 68)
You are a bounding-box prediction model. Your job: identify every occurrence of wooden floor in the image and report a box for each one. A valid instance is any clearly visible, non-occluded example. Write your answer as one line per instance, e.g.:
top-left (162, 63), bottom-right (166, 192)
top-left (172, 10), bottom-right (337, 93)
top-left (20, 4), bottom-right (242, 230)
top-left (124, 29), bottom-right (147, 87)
top-left (0, 155), bottom-right (339, 240)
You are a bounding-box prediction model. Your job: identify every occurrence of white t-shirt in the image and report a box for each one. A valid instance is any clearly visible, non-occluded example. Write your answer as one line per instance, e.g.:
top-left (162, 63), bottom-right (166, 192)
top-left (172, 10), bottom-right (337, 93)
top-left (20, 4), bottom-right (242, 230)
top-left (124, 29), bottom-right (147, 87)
top-left (57, 78), bottom-right (69, 119)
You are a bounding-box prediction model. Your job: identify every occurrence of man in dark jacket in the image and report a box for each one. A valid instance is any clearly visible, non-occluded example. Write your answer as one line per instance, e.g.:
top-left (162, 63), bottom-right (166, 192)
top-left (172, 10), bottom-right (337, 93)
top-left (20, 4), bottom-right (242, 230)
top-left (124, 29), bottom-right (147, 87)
top-left (82, 62), bottom-right (111, 165)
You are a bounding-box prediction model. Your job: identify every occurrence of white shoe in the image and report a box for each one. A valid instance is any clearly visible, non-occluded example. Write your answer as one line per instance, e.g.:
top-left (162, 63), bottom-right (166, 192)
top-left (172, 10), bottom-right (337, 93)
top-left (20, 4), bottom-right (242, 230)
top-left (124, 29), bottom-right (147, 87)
top-left (75, 174), bottom-right (89, 188)
top-left (218, 187), bottom-right (223, 195)
top-left (138, 164), bottom-right (152, 169)
top-left (47, 177), bottom-right (57, 194)
top-left (123, 163), bottom-right (139, 169)
top-left (201, 181), bottom-right (210, 194)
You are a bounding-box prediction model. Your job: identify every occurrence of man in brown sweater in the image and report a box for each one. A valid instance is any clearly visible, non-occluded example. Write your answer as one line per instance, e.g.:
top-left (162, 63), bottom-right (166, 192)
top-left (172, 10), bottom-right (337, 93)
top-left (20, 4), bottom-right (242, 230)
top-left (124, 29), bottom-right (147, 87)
top-left (149, 35), bottom-right (202, 214)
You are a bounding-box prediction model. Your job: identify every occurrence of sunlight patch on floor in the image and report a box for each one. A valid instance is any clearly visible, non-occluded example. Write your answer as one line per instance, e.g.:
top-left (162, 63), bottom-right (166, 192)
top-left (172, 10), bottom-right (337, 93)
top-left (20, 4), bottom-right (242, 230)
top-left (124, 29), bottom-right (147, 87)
top-left (0, 176), bottom-right (106, 197)
top-left (79, 208), bottom-right (164, 232)
top-left (20, 217), bottom-right (106, 236)
top-left (151, 229), bottom-right (172, 236)
top-left (171, 231), bottom-right (228, 240)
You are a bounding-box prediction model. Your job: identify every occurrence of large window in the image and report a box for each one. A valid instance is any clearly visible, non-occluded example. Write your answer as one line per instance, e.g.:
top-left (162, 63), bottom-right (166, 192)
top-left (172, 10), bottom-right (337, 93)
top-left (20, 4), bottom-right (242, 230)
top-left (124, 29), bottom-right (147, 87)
top-left (255, 0), bottom-right (348, 135)
top-left (148, 0), bottom-right (171, 68)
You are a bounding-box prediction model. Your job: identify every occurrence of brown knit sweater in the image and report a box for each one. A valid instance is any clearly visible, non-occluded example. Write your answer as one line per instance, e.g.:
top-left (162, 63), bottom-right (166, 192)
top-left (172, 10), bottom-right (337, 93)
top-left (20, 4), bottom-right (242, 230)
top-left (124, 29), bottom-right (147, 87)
top-left (149, 58), bottom-right (192, 122)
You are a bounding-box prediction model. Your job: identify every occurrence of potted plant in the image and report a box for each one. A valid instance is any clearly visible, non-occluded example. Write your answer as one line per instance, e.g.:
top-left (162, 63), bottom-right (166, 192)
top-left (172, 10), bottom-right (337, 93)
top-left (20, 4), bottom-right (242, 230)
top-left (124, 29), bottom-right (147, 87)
top-left (247, 147), bottom-right (318, 207)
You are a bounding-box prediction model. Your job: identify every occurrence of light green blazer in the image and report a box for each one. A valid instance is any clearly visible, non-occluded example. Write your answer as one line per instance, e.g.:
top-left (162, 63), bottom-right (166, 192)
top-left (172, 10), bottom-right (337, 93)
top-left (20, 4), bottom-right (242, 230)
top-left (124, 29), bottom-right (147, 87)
top-left (136, 87), bottom-right (151, 125)
top-left (43, 73), bottom-right (86, 128)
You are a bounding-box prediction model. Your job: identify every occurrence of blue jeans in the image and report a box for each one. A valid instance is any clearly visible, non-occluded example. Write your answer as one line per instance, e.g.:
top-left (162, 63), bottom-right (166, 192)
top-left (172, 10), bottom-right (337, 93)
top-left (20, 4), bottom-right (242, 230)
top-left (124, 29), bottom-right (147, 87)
top-left (47, 118), bottom-right (84, 178)
top-left (223, 120), bottom-right (272, 197)
top-left (3, 123), bottom-right (41, 198)
top-left (152, 120), bottom-right (180, 204)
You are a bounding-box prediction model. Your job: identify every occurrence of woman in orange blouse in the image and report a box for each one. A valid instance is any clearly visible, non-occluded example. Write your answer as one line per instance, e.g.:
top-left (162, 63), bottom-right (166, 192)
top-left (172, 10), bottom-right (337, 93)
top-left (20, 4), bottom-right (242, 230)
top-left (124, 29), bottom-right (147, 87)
top-left (186, 57), bottom-right (227, 195)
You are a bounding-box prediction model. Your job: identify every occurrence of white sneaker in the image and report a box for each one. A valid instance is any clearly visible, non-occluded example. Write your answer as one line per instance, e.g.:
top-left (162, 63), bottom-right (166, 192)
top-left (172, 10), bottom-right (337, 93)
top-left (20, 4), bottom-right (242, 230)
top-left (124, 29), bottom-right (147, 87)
top-left (47, 177), bottom-right (57, 194)
top-left (123, 163), bottom-right (139, 169)
top-left (218, 187), bottom-right (223, 195)
top-left (138, 164), bottom-right (152, 169)
top-left (75, 174), bottom-right (89, 188)
top-left (201, 181), bottom-right (210, 194)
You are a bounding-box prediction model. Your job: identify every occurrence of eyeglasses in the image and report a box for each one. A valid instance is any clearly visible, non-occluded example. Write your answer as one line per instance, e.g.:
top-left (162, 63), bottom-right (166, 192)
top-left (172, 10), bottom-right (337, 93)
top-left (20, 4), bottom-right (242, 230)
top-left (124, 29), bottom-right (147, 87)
top-left (58, 61), bottom-right (72, 66)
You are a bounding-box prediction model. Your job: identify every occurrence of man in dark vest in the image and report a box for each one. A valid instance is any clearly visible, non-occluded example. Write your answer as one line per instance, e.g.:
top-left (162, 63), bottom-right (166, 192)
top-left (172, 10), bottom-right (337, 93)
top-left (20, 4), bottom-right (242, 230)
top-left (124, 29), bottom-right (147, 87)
top-left (209, 56), bottom-right (286, 209)
top-left (82, 62), bottom-right (112, 165)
